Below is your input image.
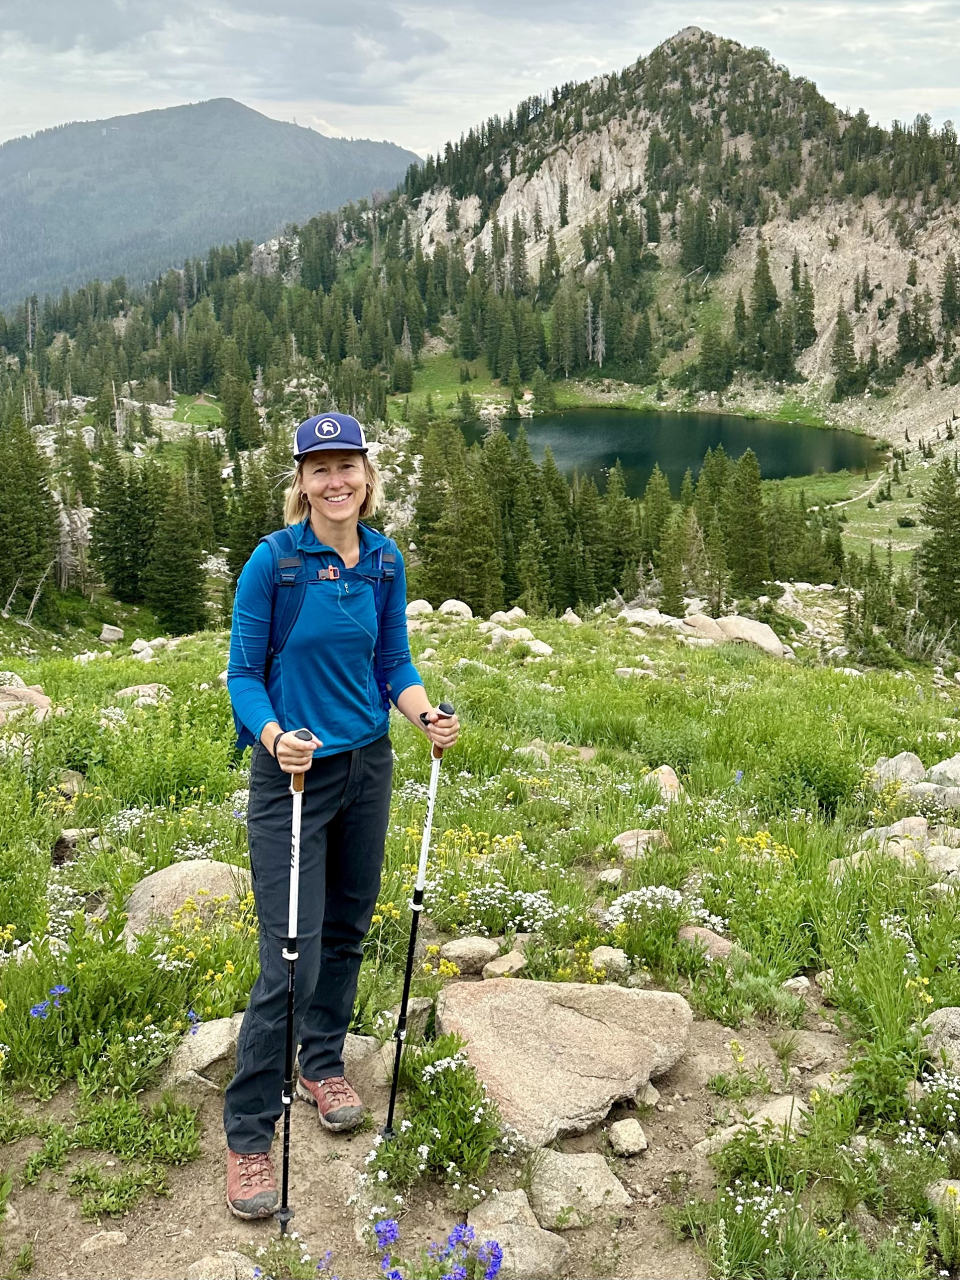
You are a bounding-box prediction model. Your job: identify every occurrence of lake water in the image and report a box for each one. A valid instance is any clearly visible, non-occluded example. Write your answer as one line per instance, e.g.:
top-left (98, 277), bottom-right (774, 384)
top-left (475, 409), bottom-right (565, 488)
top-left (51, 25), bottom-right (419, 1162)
top-left (467, 407), bottom-right (882, 498)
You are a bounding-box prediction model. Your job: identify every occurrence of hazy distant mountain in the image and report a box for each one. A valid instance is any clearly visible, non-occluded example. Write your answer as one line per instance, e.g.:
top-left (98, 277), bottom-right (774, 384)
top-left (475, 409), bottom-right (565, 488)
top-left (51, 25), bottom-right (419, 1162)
top-left (0, 98), bottom-right (419, 306)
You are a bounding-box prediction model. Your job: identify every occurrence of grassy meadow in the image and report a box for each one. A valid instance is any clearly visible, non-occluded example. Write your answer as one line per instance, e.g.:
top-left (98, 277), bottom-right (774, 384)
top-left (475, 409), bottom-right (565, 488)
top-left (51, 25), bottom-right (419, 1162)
top-left (1, 606), bottom-right (960, 1275)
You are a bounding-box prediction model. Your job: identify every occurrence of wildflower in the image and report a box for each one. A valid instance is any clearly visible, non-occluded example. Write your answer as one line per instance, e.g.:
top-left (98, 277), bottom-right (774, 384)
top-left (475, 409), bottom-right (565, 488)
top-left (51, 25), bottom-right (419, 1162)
top-left (187, 1010), bottom-right (202, 1035)
top-left (49, 985), bottom-right (70, 995)
top-left (30, 1000), bottom-right (50, 1020)
top-left (478, 1240), bottom-right (504, 1280)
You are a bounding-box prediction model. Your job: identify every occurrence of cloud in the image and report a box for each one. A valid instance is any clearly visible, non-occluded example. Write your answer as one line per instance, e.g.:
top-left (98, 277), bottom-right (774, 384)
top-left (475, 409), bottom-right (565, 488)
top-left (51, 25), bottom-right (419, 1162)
top-left (1, 0), bottom-right (958, 151)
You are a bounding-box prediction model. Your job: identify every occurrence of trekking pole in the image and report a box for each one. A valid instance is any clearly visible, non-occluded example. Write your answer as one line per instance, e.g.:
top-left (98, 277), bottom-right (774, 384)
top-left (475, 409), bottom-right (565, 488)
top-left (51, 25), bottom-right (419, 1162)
top-left (383, 702), bottom-right (456, 1140)
top-left (277, 728), bottom-right (314, 1236)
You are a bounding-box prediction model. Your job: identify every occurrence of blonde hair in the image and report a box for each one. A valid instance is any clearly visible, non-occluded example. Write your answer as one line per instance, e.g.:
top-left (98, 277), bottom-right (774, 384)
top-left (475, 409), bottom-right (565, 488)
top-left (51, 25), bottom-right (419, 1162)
top-left (283, 452), bottom-right (383, 525)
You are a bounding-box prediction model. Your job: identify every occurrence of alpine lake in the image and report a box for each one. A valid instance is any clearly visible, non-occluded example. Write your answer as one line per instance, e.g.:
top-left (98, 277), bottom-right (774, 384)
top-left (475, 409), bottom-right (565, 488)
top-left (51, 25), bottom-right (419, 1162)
top-left (463, 406), bottom-right (883, 497)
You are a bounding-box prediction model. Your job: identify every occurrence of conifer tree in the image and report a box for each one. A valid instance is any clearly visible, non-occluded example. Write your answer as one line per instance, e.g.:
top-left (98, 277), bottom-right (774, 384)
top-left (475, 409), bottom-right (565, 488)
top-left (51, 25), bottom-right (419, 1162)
top-left (657, 513), bottom-right (685, 617)
top-left (227, 457), bottom-right (275, 582)
top-left (642, 464), bottom-right (673, 559)
top-left (516, 522), bottom-right (552, 615)
top-left (91, 433), bottom-right (136, 600)
top-left (66, 426), bottom-right (96, 505)
top-left (0, 417), bottom-right (58, 611)
top-left (143, 472), bottom-right (206, 634)
top-left (795, 267), bottom-right (817, 350)
top-left (919, 456), bottom-right (960, 629)
top-left (679, 468), bottom-right (695, 510)
top-left (831, 307), bottom-right (858, 399)
top-left (724, 449), bottom-right (768, 596)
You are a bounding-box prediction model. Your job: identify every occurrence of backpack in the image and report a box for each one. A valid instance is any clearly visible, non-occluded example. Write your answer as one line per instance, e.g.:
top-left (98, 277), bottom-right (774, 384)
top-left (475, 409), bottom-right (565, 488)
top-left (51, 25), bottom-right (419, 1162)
top-left (232, 522), bottom-right (397, 750)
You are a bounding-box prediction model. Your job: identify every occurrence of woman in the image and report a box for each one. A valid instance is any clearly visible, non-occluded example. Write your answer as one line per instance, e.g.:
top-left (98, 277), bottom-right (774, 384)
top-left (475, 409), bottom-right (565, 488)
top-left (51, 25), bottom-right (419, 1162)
top-left (224, 411), bottom-right (458, 1220)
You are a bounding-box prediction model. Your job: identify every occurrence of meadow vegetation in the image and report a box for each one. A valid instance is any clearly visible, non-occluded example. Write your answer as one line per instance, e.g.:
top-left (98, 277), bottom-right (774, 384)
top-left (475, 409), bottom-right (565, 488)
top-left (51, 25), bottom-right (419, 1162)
top-left (0, 608), bottom-right (959, 1275)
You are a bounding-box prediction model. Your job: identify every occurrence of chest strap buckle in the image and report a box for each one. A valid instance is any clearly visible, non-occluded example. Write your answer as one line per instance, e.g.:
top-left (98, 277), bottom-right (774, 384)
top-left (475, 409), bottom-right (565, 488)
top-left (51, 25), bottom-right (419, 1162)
top-left (318, 566), bottom-right (340, 580)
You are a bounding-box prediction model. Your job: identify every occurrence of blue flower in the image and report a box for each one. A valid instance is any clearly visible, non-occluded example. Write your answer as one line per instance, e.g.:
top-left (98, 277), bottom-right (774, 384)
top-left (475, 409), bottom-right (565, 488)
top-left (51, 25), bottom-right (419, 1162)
top-left (187, 1009), bottom-right (201, 1036)
top-left (446, 1224), bottom-right (474, 1249)
top-left (385, 1270), bottom-right (403, 1280)
top-left (478, 1240), bottom-right (504, 1280)
top-left (49, 985), bottom-right (70, 996)
top-left (441, 1268), bottom-right (467, 1280)
top-left (734, 769), bottom-right (744, 784)
top-left (29, 1001), bottom-right (50, 1020)
top-left (374, 1218), bottom-right (400, 1250)
top-left (252, 1269), bottom-right (262, 1280)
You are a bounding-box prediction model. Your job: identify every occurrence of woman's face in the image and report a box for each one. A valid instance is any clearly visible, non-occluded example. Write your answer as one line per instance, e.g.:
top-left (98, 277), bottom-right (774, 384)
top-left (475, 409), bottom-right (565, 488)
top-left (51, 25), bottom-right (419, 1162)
top-left (300, 450), bottom-right (367, 527)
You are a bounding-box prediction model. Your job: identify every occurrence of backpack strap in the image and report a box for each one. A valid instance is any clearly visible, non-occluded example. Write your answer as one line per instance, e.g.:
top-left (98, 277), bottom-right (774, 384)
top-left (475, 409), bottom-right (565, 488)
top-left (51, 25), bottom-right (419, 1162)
top-left (371, 540), bottom-right (397, 712)
top-left (261, 526), bottom-right (308, 679)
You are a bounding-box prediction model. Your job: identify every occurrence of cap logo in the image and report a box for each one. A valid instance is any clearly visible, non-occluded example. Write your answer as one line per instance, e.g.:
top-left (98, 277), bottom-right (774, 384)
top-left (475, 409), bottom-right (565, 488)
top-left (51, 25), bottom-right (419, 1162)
top-left (315, 418), bottom-right (341, 440)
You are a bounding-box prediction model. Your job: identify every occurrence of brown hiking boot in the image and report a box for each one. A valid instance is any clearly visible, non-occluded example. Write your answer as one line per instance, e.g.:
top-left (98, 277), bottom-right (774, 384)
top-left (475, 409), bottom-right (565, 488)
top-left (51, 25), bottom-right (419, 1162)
top-left (297, 1074), bottom-right (365, 1132)
top-left (226, 1148), bottom-right (278, 1219)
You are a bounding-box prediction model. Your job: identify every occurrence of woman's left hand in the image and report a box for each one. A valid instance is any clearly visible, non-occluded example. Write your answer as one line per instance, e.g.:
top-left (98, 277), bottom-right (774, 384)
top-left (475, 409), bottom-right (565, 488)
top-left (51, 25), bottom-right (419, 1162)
top-left (422, 706), bottom-right (459, 751)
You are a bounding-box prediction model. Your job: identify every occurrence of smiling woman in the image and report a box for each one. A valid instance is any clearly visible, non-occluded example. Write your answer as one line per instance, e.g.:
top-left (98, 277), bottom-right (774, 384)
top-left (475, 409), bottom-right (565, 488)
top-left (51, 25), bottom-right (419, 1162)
top-left (222, 411), bottom-right (459, 1220)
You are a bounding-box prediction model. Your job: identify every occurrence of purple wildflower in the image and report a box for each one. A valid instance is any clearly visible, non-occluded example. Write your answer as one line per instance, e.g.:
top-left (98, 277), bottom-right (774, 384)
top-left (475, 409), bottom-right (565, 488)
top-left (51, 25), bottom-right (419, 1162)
top-left (374, 1218), bottom-right (400, 1250)
top-left (446, 1224), bottom-right (474, 1249)
top-left (49, 985), bottom-right (70, 996)
top-left (29, 1001), bottom-right (50, 1020)
top-left (734, 769), bottom-right (744, 784)
top-left (441, 1267), bottom-right (467, 1280)
top-left (478, 1240), bottom-right (504, 1280)
top-left (187, 1009), bottom-right (201, 1036)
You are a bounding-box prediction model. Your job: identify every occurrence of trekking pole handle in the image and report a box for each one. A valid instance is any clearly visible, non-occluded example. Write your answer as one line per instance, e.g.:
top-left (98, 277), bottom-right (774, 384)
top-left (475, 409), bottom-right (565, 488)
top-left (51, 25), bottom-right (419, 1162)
top-left (291, 728), bottom-right (313, 792)
top-left (420, 702), bottom-right (456, 758)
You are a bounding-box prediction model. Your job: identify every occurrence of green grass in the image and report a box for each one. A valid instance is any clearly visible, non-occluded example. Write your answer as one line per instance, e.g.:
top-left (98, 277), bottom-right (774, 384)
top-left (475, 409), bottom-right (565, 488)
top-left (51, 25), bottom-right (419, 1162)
top-left (388, 352), bottom-right (501, 421)
top-left (3, 603), bottom-right (960, 1272)
top-left (173, 394), bottom-right (222, 427)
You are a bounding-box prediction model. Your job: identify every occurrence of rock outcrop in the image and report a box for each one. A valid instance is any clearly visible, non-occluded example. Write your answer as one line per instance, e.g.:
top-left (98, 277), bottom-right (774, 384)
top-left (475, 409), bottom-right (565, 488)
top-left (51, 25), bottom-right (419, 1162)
top-left (436, 979), bottom-right (692, 1146)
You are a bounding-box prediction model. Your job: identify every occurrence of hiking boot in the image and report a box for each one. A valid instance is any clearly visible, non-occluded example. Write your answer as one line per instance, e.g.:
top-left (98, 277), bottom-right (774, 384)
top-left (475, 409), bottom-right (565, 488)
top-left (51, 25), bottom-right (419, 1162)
top-left (226, 1148), bottom-right (278, 1219)
top-left (297, 1074), bottom-right (365, 1132)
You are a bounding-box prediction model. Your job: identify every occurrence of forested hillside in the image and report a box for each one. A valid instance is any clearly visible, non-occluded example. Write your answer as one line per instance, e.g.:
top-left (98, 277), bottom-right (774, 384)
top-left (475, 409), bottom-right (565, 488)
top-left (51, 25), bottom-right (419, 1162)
top-left (0, 98), bottom-right (419, 306)
top-left (0, 29), bottom-right (959, 670)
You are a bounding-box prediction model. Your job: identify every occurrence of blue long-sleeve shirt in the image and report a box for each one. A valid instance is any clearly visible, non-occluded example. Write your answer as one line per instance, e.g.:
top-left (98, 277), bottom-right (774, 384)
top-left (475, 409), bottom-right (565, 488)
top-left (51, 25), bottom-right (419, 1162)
top-left (228, 520), bottom-right (423, 758)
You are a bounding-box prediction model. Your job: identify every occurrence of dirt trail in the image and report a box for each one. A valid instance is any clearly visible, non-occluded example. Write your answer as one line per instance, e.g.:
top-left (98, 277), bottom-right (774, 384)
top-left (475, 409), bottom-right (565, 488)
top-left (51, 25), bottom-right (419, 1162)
top-left (0, 999), bottom-right (854, 1280)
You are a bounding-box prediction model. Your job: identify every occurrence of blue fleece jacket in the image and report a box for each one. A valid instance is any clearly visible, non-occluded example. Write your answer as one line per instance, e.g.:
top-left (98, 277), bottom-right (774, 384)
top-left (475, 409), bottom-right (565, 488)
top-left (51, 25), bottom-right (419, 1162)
top-left (227, 520), bottom-right (423, 758)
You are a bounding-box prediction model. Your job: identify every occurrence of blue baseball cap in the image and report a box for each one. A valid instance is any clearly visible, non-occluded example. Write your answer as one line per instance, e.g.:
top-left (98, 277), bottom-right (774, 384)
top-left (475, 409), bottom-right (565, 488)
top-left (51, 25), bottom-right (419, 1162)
top-left (293, 412), bottom-right (368, 461)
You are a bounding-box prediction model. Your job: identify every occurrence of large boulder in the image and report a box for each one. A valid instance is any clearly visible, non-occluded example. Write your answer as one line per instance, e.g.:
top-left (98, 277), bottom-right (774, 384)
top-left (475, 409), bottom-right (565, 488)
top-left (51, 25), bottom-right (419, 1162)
top-left (124, 859), bottom-right (251, 941)
top-left (528, 1149), bottom-right (631, 1229)
top-left (871, 752), bottom-right (926, 790)
top-left (923, 1007), bottom-right (960, 1070)
top-left (681, 614), bottom-right (726, 642)
top-left (928, 755), bottom-right (960, 789)
top-left (115, 683), bottom-right (171, 702)
top-left (0, 671), bottom-right (26, 688)
top-left (405, 599), bottom-right (434, 618)
top-left (99, 624), bottom-right (124, 643)
top-left (0, 685), bottom-right (52, 725)
top-left (468, 1191), bottom-right (569, 1280)
top-left (439, 599), bottom-right (473, 619)
top-left (715, 615), bottom-right (784, 658)
top-left (620, 607), bottom-right (663, 627)
top-left (436, 979), bottom-right (692, 1146)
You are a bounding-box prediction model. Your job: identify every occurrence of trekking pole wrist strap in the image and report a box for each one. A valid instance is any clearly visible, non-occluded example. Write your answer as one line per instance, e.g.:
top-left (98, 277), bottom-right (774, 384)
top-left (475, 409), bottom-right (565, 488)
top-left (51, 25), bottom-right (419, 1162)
top-left (272, 728), bottom-right (286, 757)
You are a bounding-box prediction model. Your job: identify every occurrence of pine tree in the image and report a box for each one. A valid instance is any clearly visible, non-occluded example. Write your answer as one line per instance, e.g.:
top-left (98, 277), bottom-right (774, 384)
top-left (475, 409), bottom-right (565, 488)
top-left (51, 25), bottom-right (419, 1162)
top-left (831, 307), bottom-right (858, 399)
top-left (0, 417), bottom-right (58, 611)
top-left (795, 268), bottom-right (817, 350)
top-left (641, 464), bottom-right (672, 559)
top-left (679, 468), bottom-right (695, 510)
top-left (657, 513), bottom-right (685, 617)
top-left (143, 472), bottom-right (206, 634)
top-left (66, 426), bottom-right (96, 505)
top-left (227, 457), bottom-right (275, 582)
top-left (724, 449), bottom-right (768, 597)
top-left (91, 433), bottom-right (136, 600)
top-left (698, 321), bottom-right (730, 391)
top-left (558, 181), bottom-right (569, 228)
top-left (918, 456), bottom-right (960, 629)
top-left (790, 250), bottom-right (801, 293)
top-left (516, 522), bottom-right (552, 615)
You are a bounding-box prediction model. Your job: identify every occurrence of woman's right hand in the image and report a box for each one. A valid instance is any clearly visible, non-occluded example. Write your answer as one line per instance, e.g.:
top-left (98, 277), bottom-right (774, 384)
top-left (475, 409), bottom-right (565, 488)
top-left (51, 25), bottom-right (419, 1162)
top-left (274, 728), bottom-right (322, 774)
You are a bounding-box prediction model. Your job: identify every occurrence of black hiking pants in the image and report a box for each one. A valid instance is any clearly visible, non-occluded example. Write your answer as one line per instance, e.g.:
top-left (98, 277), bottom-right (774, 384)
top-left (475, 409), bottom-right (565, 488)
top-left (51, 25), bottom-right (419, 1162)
top-left (223, 734), bottom-right (393, 1152)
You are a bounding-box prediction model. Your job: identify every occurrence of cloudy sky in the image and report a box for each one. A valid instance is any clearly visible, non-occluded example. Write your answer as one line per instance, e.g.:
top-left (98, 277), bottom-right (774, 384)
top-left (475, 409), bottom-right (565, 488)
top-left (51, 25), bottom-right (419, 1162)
top-left (1, 1), bottom-right (958, 155)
